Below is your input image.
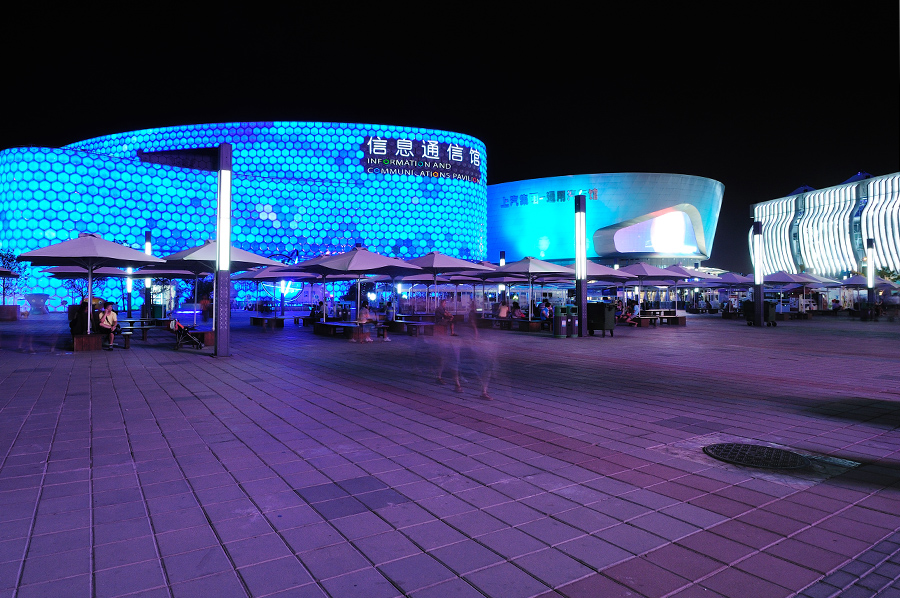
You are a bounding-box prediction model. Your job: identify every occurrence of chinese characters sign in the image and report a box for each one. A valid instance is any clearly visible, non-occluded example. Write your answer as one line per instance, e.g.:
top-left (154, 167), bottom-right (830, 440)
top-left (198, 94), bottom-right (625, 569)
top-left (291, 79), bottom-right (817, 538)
top-left (500, 188), bottom-right (598, 208)
top-left (361, 137), bottom-right (482, 183)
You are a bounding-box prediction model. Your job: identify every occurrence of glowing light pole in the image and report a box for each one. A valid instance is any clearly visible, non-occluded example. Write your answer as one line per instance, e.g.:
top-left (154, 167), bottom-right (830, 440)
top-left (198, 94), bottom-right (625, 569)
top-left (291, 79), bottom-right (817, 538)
top-left (752, 221), bottom-right (764, 327)
top-left (575, 194), bottom-right (587, 337)
top-left (214, 143), bottom-right (232, 357)
top-left (498, 251), bottom-right (506, 303)
top-left (144, 231), bottom-right (152, 317)
top-left (126, 267), bottom-right (133, 317)
top-left (866, 238), bottom-right (875, 319)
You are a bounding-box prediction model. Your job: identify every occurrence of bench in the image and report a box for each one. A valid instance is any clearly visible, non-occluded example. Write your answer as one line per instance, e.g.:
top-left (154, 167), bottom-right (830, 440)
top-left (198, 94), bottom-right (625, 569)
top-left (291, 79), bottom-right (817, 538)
top-left (294, 315), bottom-right (319, 326)
top-left (478, 316), bottom-right (511, 330)
top-left (644, 309), bottom-right (676, 318)
top-left (634, 316), bottom-right (658, 327)
top-left (775, 311), bottom-right (810, 321)
top-left (250, 316), bottom-right (285, 329)
top-left (401, 321), bottom-right (434, 336)
top-left (660, 315), bottom-right (686, 326)
top-left (509, 319), bottom-right (544, 332)
top-left (313, 321), bottom-right (358, 337)
top-left (73, 333), bottom-right (104, 351)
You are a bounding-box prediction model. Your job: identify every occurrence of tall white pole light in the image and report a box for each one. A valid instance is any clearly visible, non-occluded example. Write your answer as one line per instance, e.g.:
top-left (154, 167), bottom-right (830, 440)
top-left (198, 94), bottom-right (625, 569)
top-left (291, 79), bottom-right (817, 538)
top-left (126, 267), bottom-right (133, 317)
top-left (214, 143), bottom-right (233, 356)
top-left (575, 194), bottom-right (587, 337)
top-left (866, 238), bottom-right (875, 319)
top-left (752, 221), bottom-right (765, 326)
top-left (144, 231), bottom-right (152, 317)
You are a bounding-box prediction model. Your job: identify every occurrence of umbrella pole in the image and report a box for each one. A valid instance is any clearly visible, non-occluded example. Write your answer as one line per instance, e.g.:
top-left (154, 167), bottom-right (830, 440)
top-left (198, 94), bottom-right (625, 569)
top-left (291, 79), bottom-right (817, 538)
top-left (530, 278), bottom-right (534, 320)
top-left (321, 276), bottom-right (327, 322)
top-left (87, 267), bottom-right (93, 334)
top-left (194, 274), bottom-right (199, 326)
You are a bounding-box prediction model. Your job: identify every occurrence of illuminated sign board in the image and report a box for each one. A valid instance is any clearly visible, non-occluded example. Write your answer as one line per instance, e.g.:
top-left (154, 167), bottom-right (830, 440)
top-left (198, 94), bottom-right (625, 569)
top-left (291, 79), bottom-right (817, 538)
top-left (361, 136), bottom-right (481, 183)
top-left (500, 188), bottom-right (598, 208)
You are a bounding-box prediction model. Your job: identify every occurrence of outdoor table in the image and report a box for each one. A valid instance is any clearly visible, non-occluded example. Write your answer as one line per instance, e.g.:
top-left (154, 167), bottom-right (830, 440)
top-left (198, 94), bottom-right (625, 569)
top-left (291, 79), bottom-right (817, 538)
top-left (119, 317), bottom-right (156, 341)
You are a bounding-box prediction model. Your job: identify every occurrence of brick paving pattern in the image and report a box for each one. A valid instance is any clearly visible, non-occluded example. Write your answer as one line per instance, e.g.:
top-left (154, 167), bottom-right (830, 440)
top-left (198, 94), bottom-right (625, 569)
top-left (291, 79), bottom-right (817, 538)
top-left (0, 311), bottom-right (898, 597)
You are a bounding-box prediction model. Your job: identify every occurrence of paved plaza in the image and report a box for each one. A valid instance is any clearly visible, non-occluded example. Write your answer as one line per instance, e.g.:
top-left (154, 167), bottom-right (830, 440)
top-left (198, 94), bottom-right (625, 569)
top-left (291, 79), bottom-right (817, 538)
top-left (0, 312), bottom-right (898, 598)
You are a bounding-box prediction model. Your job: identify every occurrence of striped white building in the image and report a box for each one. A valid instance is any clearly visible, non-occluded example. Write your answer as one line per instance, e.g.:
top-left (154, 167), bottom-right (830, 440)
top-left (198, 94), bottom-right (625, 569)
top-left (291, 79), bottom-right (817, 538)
top-left (750, 172), bottom-right (900, 277)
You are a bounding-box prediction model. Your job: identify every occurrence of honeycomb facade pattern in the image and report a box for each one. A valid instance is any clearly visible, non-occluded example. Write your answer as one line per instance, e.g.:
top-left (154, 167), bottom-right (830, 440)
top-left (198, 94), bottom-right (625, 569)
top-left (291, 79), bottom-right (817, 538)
top-left (0, 122), bottom-right (487, 309)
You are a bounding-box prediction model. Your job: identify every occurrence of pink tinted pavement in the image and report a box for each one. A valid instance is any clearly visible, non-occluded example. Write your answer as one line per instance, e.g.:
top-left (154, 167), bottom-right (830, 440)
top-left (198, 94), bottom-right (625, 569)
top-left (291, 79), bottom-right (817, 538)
top-left (0, 311), bottom-right (898, 597)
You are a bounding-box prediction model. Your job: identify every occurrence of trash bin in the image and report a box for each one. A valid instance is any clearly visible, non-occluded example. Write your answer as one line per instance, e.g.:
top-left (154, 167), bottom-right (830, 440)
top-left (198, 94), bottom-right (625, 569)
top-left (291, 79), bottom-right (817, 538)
top-left (743, 300), bottom-right (777, 326)
top-left (553, 305), bottom-right (568, 338)
top-left (586, 302), bottom-right (616, 337)
top-left (764, 301), bottom-right (777, 325)
top-left (147, 304), bottom-right (165, 319)
top-left (566, 305), bottom-right (577, 338)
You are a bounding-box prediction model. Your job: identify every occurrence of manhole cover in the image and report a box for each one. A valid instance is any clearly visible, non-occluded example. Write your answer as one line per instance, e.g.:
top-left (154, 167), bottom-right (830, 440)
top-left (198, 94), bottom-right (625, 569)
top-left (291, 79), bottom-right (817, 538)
top-left (702, 443), bottom-right (811, 469)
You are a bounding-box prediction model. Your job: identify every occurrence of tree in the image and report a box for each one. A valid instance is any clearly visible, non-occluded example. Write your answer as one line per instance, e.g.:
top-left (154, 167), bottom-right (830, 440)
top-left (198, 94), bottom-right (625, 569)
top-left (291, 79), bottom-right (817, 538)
top-left (876, 267), bottom-right (899, 282)
top-left (0, 250), bottom-right (28, 305)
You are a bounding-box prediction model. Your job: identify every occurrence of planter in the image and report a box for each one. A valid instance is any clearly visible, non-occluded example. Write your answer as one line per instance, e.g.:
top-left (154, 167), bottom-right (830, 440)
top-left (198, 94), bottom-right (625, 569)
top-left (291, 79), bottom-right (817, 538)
top-left (0, 305), bottom-right (19, 321)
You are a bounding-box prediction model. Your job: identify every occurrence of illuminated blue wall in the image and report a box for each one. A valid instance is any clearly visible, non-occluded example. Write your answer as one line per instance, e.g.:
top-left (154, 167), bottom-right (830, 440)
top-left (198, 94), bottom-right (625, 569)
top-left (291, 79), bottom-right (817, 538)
top-left (0, 122), bottom-right (487, 309)
top-left (487, 173), bottom-right (724, 263)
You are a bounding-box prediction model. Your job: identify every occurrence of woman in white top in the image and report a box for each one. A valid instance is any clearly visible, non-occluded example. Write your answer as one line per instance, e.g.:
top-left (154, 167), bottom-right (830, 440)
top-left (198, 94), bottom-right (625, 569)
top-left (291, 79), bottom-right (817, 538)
top-left (353, 302), bottom-right (373, 342)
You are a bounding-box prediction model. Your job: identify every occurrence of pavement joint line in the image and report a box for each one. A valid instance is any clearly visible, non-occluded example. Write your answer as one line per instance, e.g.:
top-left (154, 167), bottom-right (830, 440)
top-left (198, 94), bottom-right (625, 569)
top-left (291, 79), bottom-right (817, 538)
top-left (1, 312), bottom-right (899, 597)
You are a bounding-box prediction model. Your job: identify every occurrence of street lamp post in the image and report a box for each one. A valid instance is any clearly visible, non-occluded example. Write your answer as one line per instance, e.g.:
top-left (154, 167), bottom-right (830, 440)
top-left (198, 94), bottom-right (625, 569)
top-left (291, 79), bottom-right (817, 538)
top-left (499, 251), bottom-right (506, 303)
top-left (144, 231), bottom-right (152, 317)
top-left (214, 143), bottom-right (233, 357)
top-left (575, 194), bottom-right (587, 337)
top-left (752, 222), bottom-right (765, 327)
top-left (126, 267), bottom-right (133, 317)
top-left (866, 238), bottom-right (875, 319)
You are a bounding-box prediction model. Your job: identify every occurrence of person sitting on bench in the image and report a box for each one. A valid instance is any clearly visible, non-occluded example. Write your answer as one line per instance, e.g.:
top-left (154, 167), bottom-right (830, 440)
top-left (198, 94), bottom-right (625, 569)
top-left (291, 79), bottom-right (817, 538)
top-left (511, 301), bottom-right (527, 319)
top-left (539, 301), bottom-right (552, 329)
top-left (435, 299), bottom-right (457, 335)
top-left (497, 301), bottom-right (509, 319)
top-left (70, 300), bottom-right (89, 335)
top-left (98, 302), bottom-right (119, 350)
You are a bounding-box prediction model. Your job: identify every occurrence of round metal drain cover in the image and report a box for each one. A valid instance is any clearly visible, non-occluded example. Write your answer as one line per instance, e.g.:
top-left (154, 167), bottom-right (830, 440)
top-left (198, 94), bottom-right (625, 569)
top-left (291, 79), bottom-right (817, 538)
top-left (702, 443), bottom-right (811, 469)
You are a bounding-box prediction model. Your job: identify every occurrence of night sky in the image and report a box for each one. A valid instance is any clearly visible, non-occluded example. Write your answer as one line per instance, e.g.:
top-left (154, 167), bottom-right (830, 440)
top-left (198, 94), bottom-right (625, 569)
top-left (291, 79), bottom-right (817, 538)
top-left (3, 6), bottom-right (897, 273)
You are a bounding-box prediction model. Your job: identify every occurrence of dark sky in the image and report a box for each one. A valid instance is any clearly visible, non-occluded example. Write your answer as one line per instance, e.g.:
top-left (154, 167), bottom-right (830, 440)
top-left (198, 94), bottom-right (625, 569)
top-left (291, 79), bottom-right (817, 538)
top-left (3, 6), bottom-right (898, 273)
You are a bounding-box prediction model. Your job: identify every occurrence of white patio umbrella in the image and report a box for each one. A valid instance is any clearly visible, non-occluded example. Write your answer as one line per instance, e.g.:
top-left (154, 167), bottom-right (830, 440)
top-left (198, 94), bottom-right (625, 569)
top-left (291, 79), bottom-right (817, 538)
top-left (485, 257), bottom-right (575, 320)
top-left (44, 266), bottom-right (130, 278)
top-left (154, 241), bottom-right (283, 326)
top-left (232, 266), bottom-right (319, 317)
top-left (293, 247), bottom-right (422, 321)
top-left (566, 262), bottom-right (638, 282)
top-left (374, 273), bottom-right (452, 313)
top-left (132, 268), bottom-right (217, 323)
top-left (45, 266), bottom-right (129, 312)
top-left (618, 263), bottom-right (677, 310)
top-left (17, 233), bottom-right (165, 333)
top-left (273, 266), bottom-right (361, 320)
top-left (763, 271), bottom-right (815, 309)
top-left (715, 272), bottom-right (754, 285)
top-left (664, 265), bottom-right (720, 312)
top-left (840, 274), bottom-right (898, 307)
top-left (405, 252), bottom-right (494, 312)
